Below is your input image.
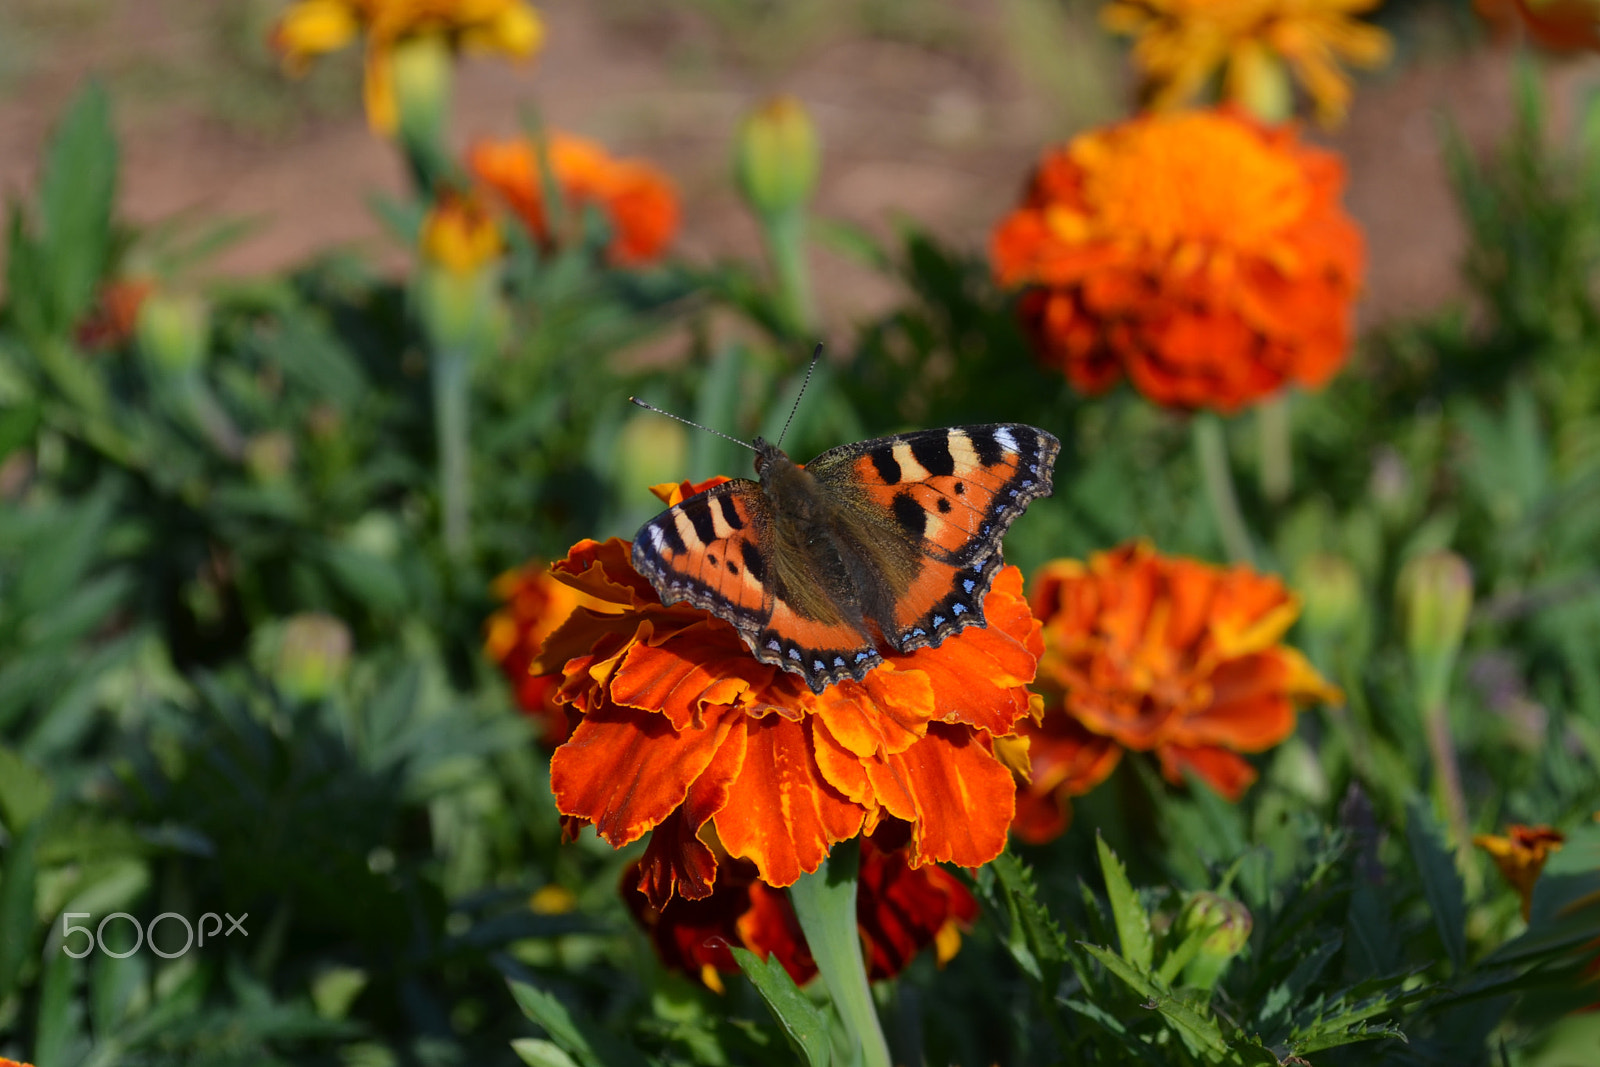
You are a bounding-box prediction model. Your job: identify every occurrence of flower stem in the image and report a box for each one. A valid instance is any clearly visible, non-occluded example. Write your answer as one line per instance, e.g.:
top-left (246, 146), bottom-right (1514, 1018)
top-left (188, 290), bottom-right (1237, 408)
top-left (763, 209), bottom-right (817, 338)
top-left (432, 346), bottom-right (472, 559)
top-left (789, 840), bottom-right (891, 1067)
top-left (1257, 392), bottom-right (1292, 504)
top-left (1422, 700), bottom-right (1478, 892)
top-left (1192, 412), bottom-right (1255, 566)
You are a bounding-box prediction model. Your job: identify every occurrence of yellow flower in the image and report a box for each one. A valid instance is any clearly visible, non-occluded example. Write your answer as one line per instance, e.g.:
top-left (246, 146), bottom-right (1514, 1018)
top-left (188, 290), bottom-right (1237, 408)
top-left (420, 189), bottom-right (503, 273)
top-left (271, 0), bottom-right (544, 132)
top-left (1474, 824), bottom-right (1566, 920)
top-left (1102, 0), bottom-right (1391, 125)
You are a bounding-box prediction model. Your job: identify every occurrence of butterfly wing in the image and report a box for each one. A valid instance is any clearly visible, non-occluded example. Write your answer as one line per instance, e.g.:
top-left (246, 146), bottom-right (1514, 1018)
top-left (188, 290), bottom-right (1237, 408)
top-left (631, 479), bottom-right (884, 691)
top-left (806, 424), bottom-right (1060, 653)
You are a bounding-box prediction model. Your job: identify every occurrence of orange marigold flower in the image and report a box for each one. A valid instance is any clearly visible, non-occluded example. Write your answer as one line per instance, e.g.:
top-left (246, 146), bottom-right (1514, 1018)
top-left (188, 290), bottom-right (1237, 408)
top-left (1102, 0), bottom-right (1391, 125)
top-left (486, 562), bottom-right (607, 745)
top-left (1475, 824), bottom-right (1567, 921)
top-left (534, 480), bottom-right (1043, 908)
top-left (624, 827), bottom-right (978, 992)
top-left (469, 133), bottom-right (680, 266)
top-left (271, 0), bottom-right (544, 133)
top-left (1028, 540), bottom-right (1339, 801)
top-left (0, 1059), bottom-right (37, 1067)
top-left (1010, 715), bottom-right (1122, 845)
top-left (991, 109), bottom-right (1363, 413)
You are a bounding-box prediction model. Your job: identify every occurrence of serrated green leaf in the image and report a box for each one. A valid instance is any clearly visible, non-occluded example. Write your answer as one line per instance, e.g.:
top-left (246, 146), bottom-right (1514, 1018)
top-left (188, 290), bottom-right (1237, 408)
top-left (1097, 834), bottom-right (1152, 969)
top-left (509, 980), bottom-right (654, 1067)
top-left (1080, 942), bottom-right (1229, 1057)
top-left (40, 82), bottom-right (117, 332)
top-left (729, 946), bottom-right (830, 1067)
top-left (983, 850), bottom-right (1069, 988)
top-left (1405, 799), bottom-right (1466, 973)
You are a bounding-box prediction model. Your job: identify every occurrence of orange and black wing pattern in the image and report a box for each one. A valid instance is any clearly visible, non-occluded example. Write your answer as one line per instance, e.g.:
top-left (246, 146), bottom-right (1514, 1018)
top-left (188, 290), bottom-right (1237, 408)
top-left (630, 480), bottom-right (882, 690)
top-left (809, 424), bottom-right (1060, 654)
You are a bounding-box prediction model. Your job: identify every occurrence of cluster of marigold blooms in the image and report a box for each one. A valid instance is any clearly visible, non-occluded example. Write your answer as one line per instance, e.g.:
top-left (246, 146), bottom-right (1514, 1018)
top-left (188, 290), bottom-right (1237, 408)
top-left (487, 482), bottom-right (1342, 986)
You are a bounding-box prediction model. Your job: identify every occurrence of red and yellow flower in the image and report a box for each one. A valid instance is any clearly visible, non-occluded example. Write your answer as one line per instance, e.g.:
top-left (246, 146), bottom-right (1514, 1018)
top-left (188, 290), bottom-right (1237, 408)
top-left (1027, 540), bottom-right (1339, 802)
top-left (76, 277), bottom-right (154, 351)
top-left (534, 478), bottom-right (1042, 909)
top-left (271, 0), bottom-right (544, 133)
top-left (992, 109), bottom-right (1363, 413)
top-left (625, 826), bottom-right (977, 992)
top-left (1475, 824), bottom-right (1567, 920)
top-left (486, 563), bottom-right (606, 745)
top-left (469, 132), bottom-right (680, 266)
top-left (1102, 0), bottom-right (1391, 125)
top-left (419, 187), bottom-right (503, 273)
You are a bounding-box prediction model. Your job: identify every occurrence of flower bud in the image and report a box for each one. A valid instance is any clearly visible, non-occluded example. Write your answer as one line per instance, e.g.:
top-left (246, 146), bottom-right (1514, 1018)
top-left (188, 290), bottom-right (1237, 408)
top-left (417, 189), bottom-right (506, 358)
top-left (1398, 550), bottom-right (1473, 706)
top-left (136, 291), bottom-right (210, 377)
top-left (1177, 891), bottom-right (1252, 989)
top-left (245, 431), bottom-right (295, 484)
top-left (275, 612), bottom-right (352, 701)
top-left (735, 96), bottom-right (819, 220)
top-left (1293, 553), bottom-right (1362, 640)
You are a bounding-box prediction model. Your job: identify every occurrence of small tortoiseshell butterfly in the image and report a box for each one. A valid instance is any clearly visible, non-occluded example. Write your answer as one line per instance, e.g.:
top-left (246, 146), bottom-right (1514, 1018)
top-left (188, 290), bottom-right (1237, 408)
top-left (631, 415), bottom-right (1060, 693)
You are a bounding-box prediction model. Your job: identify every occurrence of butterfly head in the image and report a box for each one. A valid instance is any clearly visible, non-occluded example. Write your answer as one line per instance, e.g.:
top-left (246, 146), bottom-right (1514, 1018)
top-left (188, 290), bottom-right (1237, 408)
top-left (751, 437), bottom-right (795, 482)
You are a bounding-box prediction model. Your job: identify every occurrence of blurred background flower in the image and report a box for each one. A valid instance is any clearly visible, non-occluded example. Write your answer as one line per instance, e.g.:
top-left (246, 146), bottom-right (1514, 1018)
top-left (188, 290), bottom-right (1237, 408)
top-left (991, 109), bottom-right (1363, 413)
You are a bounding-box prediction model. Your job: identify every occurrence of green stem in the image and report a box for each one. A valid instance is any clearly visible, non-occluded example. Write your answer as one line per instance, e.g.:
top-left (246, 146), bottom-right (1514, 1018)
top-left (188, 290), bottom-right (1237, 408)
top-left (432, 347), bottom-right (471, 559)
top-left (1422, 700), bottom-right (1478, 893)
top-left (763, 209), bottom-right (817, 337)
top-left (1192, 413), bottom-right (1255, 566)
top-left (1257, 392), bottom-right (1292, 505)
top-left (789, 840), bottom-right (891, 1067)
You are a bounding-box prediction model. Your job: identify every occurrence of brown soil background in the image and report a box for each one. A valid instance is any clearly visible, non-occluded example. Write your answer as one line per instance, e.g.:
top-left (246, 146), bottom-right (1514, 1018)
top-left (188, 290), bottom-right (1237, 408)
top-left (2, 0), bottom-right (1598, 329)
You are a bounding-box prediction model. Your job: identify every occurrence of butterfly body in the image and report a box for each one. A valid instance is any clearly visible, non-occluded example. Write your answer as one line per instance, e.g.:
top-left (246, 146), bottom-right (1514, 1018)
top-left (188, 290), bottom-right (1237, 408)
top-left (632, 424), bottom-right (1060, 693)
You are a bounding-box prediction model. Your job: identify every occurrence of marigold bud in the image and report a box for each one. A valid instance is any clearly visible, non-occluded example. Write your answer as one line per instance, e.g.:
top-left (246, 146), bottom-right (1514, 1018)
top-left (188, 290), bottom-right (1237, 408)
top-left (275, 612), bottom-right (352, 701)
top-left (1294, 553), bottom-right (1362, 640)
top-left (136, 291), bottom-right (210, 376)
top-left (735, 95), bottom-right (819, 219)
top-left (1177, 891), bottom-right (1252, 989)
top-left (1399, 550), bottom-right (1473, 705)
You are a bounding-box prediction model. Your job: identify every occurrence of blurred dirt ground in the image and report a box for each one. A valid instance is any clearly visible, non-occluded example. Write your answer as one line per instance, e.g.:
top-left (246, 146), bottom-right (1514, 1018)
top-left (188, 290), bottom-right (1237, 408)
top-left (2, 0), bottom-right (1599, 329)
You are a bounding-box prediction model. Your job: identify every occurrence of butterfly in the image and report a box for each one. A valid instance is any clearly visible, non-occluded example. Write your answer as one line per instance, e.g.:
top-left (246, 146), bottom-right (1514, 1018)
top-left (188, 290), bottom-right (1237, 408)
top-left (631, 424), bottom-right (1060, 693)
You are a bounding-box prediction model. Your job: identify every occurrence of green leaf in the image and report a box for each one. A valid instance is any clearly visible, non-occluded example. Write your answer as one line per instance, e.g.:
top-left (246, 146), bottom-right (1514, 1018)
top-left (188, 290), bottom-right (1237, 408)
top-left (509, 980), bottom-right (655, 1067)
top-left (1097, 834), bottom-right (1153, 970)
top-left (513, 1038), bottom-right (583, 1067)
top-left (1405, 798), bottom-right (1466, 973)
top-left (0, 820), bottom-right (41, 999)
top-left (40, 81), bottom-right (117, 332)
top-left (0, 745), bottom-right (54, 832)
top-left (1079, 942), bottom-right (1229, 1057)
top-left (981, 850), bottom-right (1069, 988)
top-left (730, 947), bottom-right (831, 1067)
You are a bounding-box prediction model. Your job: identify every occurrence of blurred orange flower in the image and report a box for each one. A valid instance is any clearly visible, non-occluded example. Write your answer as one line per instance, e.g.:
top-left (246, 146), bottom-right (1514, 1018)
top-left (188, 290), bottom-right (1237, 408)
top-left (271, 0), bottom-right (544, 133)
top-left (469, 133), bottom-right (680, 266)
top-left (1103, 0), bottom-right (1391, 125)
top-left (486, 562), bottom-right (607, 745)
top-left (1010, 715), bottom-right (1122, 845)
top-left (1475, 824), bottom-right (1566, 920)
top-left (1028, 541), bottom-right (1339, 801)
top-left (624, 827), bottom-right (977, 992)
top-left (1476, 0), bottom-right (1600, 50)
top-left (992, 109), bottom-right (1363, 413)
top-left (534, 479), bottom-right (1042, 908)
top-left (76, 277), bottom-right (154, 351)
top-left (419, 188), bottom-right (502, 273)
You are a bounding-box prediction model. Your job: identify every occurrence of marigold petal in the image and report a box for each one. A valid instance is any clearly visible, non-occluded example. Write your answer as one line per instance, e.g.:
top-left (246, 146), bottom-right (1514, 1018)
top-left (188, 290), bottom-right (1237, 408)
top-left (552, 702), bottom-right (741, 849)
top-left (271, 0), bottom-right (360, 66)
top-left (880, 722), bottom-right (1016, 868)
top-left (611, 630), bottom-right (775, 731)
top-left (637, 723), bottom-right (748, 908)
top-left (712, 715), bottom-right (865, 887)
top-left (1157, 744), bottom-right (1258, 800)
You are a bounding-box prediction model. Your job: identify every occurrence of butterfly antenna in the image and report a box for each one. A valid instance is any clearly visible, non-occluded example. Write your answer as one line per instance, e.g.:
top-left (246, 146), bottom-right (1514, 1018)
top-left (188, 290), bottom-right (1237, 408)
top-left (628, 397), bottom-right (758, 452)
top-left (775, 343), bottom-right (824, 449)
